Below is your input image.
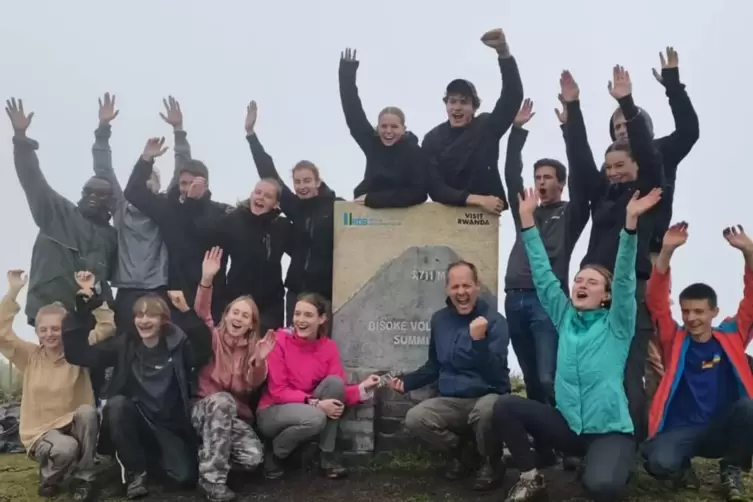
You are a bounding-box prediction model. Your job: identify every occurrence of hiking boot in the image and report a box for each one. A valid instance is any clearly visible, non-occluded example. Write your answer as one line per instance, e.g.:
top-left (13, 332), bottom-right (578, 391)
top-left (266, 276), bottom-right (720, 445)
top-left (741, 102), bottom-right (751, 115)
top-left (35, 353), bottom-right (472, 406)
top-left (721, 464), bottom-right (745, 502)
top-left (71, 480), bottom-right (96, 502)
top-left (320, 451), bottom-right (348, 479)
top-left (505, 473), bottom-right (547, 502)
top-left (126, 471), bottom-right (148, 499)
top-left (38, 481), bottom-right (59, 498)
top-left (471, 457), bottom-right (504, 491)
top-left (671, 466), bottom-right (700, 491)
top-left (199, 480), bottom-right (236, 502)
top-left (263, 453), bottom-right (285, 480)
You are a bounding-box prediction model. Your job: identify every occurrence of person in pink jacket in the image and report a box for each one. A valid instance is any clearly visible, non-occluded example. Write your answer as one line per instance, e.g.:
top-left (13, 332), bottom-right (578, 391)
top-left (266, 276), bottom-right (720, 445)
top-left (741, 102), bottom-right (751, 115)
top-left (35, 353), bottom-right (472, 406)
top-left (192, 247), bottom-right (275, 502)
top-left (256, 293), bottom-right (380, 479)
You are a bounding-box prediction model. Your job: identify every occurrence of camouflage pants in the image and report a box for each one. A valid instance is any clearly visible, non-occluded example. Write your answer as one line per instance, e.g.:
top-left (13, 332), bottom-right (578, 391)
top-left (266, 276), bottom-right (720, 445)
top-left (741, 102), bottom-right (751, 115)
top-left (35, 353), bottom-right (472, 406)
top-left (191, 392), bottom-right (264, 485)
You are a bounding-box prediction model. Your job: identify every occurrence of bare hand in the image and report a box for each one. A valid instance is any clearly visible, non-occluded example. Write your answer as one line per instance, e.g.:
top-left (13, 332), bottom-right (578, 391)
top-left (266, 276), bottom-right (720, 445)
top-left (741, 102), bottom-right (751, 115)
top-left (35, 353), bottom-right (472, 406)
top-left (626, 188), bottom-right (663, 219)
top-left (159, 96), bottom-right (183, 130)
top-left (5, 98), bottom-right (34, 133)
top-left (469, 316), bottom-right (489, 341)
top-left (554, 94), bottom-right (568, 125)
top-left (480, 28), bottom-right (508, 55)
top-left (517, 187), bottom-right (539, 224)
top-left (201, 246), bottom-right (223, 282)
top-left (354, 194), bottom-right (366, 205)
top-left (168, 290), bottom-right (190, 312)
top-left (360, 374), bottom-right (381, 390)
top-left (142, 137), bottom-right (168, 162)
top-left (7, 269), bottom-right (28, 291)
top-left (723, 225), bottom-right (753, 253)
top-left (663, 222), bottom-right (689, 250)
top-left (559, 71), bottom-right (580, 103)
top-left (608, 65), bottom-right (632, 100)
top-left (652, 47), bottom-right (679, 84)
top-left (477, 195), bottom-right (504, 216)
top-left (255, 330), bottom-right (276, 361)
top-left (187, 177), bottom-right (206, 199)
top-left (245, 100), bottom-right (258, 134)
top-left (341, 47), bottom-right (358, 64)
top-left (513, 99), bottom-right (535, 128)
top-left (98, 93), bottom-right (119, 125)
top-left (387, 378), bottom-right (405, 393)
top-left (74, 271), bottom-right (96, 291)
top-left (317, 398), bottom-right (344, 419)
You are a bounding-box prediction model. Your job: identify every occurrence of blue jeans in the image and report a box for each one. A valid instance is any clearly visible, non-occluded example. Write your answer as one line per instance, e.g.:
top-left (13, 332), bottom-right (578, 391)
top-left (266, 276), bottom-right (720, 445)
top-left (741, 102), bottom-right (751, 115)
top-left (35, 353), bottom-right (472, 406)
top-left (642, 398), bottom-right (753, 477)
top-left (504, 290), bottom-right (558, 405)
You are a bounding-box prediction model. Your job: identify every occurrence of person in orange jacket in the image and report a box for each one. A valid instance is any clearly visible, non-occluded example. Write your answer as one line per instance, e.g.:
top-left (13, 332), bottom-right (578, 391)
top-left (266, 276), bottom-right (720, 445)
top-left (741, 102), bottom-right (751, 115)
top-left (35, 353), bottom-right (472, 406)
top-left (642, 222), bottom-right (753, 502)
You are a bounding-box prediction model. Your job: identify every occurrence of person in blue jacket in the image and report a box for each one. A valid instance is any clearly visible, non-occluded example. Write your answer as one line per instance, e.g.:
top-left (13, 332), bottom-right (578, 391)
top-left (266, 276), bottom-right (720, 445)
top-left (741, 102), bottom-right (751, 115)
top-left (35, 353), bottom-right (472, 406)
top-left (493, 187), bottom-right (662, 502)
top-left (388, 261), bottom-right (510, 491)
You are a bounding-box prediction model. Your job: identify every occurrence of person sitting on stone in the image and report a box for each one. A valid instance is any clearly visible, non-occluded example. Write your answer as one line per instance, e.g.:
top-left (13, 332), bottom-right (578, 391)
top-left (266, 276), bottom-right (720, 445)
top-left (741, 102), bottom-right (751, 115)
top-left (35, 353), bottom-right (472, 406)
top-left (192, 246), bottom-right (275, 502)
top-left (338, 47), bottom-right (427, 209)
top-left (62, 290), bottom-right (212, 499)
top-left (256, 293), bottom-right (380, 480)
top-left (387, 260), bottom-right (510, 491)
top-left (642, 222), bottom-right (753, 502)
top-left (0, 269), bottom-right (114, 501)
top-left (493, 187), bottom-right (662, 502)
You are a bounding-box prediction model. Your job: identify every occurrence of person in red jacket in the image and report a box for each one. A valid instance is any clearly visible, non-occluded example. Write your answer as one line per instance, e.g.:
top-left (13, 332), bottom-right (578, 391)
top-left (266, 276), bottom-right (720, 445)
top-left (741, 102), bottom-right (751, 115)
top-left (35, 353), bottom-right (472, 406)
top-left (255, 293), bottom-right (380, 480)
top-left (643, 222), bottom-right (753, 502)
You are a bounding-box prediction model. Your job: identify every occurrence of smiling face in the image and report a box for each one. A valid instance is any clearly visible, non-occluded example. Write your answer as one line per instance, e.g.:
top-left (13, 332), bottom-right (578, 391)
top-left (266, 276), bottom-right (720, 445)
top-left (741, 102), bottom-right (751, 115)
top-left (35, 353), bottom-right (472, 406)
top-left (79, 177), bottom-right (114, 217)
top-left (292, 164), bottom-right (321, 199)
top-left (571, 267), bottom-right (611, 310)
top-left (132, 296), bottom-right (170, 342)
top-left (604, 149), bottom-right (638, 184)
top-left (445, 94), bottom-right (476, 128)
top-left (293, 300), bottom-right (326, 339)
top-left (35, 306), bottom-right (66, 351)
top-left (680, 299), bottom-right (718, 337)
top-left (377, 109), bottom-right (406, 146)
top-left (223, 297), bottom-right (257, 337)
top-left (446, 263), bottom-right (479, 315)
top-left (612, 111), bottom-right (629, 141)
top-left (249, 180), bottom-right (279, 215)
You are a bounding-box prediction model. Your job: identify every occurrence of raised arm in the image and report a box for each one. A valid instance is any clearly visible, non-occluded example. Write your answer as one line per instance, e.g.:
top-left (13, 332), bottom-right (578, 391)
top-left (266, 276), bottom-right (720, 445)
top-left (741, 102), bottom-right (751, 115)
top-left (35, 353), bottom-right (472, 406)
top-left (648, 223), bottom-right (686, 347)
top-left (62, 299), bottom-right (119, 370)
top-left (195, 247), bottom-right (222, 329)
top-left (338, 48), bottom-right (376, 153)
top-left (479, 28), bottom-right (524, 140)
top-left (158, 96), bottom-right (190, 191)
top-left (0, 271), bottom-right (36, 371)
top-left (92, 93), bottom-right (123, 202)
top-left (504, 100), bottom-right (533, 229)
top-left (123, 139), bottom-right (171, 222)
top-left (721, 226), bottom-right (753, 346)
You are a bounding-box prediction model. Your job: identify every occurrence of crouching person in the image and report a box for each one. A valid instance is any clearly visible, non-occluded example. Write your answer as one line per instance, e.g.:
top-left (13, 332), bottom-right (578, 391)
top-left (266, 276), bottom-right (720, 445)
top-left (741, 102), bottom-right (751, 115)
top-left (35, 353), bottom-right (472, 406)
top-left (388, 260), bottom-right (510, 491)
top-left (192, 247), bottom-right (274, 501)
top-left (642, 222), bottom-right (753, 502)
top-left (256, 293), bottom-right (380, 479)
top-left (0, 269), bottom-right (114, 501)
top-left (62, 290), bottom-right (212, 499)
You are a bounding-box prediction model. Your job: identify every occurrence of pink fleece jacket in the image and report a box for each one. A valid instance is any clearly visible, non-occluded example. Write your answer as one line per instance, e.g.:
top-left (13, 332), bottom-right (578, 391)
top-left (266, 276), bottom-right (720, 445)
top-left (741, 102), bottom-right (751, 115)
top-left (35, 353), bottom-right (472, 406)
top-left (257, 328), bottom-right (362, 410)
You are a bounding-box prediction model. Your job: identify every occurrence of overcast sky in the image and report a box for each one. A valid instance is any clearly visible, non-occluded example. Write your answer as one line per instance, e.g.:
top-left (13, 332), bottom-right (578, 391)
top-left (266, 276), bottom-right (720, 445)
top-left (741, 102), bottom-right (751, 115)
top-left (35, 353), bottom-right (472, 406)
top-left (1, 0), bottom-right (749, 373)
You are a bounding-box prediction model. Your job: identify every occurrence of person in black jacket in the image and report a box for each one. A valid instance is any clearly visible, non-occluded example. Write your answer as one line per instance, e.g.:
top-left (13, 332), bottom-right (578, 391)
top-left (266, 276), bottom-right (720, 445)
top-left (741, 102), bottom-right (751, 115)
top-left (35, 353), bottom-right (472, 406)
top-left (62, 290), bottom-right (212, 499)
top-left (124, 128), bottom-right (231, 324)
top-left (195, 179), bottom-right (292, 333)
top-left (338, 47), bottom-right (427, 209)
top-left (559, 67), bottom-right (665, 442)
top-left (245, 102), bottom-right (341, 325)
top-left (421, 28), bottom-right (523, 216)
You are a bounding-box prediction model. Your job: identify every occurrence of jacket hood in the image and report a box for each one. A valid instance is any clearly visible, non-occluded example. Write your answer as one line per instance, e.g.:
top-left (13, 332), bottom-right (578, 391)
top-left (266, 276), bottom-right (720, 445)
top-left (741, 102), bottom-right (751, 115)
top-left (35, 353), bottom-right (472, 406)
top-left (232, 202), bottom-right (282, 221)
top-left (160, 322), bottom-right (187, 351)
top-left (608, 106), bottom-right (654, 141)
top-left (399, 131), bottom-right (420, 147)
top-left (316, 181), bottom-right (337, 200)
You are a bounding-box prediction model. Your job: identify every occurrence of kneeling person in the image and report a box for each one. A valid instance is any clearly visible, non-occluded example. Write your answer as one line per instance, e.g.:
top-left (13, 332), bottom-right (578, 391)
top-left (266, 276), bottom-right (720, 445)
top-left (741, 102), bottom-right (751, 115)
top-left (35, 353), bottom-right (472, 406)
top-left (389, 261), bottom-right (510, 491)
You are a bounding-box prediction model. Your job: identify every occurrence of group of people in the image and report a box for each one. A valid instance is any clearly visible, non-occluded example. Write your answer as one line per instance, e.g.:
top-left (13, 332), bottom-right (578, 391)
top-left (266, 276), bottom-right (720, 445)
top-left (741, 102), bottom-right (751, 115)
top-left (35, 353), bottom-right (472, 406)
top-left (2, 25), bottom-right (751, 502)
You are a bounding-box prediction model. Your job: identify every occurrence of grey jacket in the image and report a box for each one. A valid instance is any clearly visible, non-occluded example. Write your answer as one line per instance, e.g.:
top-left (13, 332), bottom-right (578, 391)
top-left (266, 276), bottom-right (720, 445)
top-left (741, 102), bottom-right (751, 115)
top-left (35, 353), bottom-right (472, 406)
top-left (13, 136), bottom-right (117, 319)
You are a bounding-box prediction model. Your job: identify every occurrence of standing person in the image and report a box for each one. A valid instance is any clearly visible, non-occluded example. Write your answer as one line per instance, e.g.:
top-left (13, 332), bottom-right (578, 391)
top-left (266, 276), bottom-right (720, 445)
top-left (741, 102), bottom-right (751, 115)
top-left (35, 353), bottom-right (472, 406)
top-left (502, 99), bottom-right (590, 462)
top-left (256, 294), bottom-right (381, 480)
top-left (6, 98), bottom-right (117, 325)
top-left (62, 289), bottom-right (212, 499)
top-left (124, 101), bottom-right (230, 322)
top-left (0, 269), bottom-right (114, 501)
top-left (559, 67), bottom-right (665, 440)
top-left (194, 181), bottom-right (291, 333)
top-left (422, 28), bottom-right (523, 216)
top-left (89, 94), bottom-right (170, 330)
top-left (338, 47), bottom-right (427, 208)
top-left (642, 223), bottom-right (753, 501)
top-left (388, 260), bottom-right (510, 491)
top-left (191, 247), bottom-right (275, 502)
top-left (493, 187), bottom-right (662, 502)
top-left (245, 102), bottom-right (341, 325)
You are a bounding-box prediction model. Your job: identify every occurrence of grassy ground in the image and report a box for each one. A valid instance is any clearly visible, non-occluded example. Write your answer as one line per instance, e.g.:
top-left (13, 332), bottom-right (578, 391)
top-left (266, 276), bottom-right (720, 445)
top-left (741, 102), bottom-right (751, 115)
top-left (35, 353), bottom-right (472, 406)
top-left (0, 450), bottom-right (748, 502)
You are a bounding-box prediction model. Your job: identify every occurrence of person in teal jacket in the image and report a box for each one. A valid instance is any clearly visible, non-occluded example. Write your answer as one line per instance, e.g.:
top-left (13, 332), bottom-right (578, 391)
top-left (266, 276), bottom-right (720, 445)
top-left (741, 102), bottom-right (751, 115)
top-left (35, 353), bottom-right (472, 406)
top-left (493, 186), bottom-right (662, 502)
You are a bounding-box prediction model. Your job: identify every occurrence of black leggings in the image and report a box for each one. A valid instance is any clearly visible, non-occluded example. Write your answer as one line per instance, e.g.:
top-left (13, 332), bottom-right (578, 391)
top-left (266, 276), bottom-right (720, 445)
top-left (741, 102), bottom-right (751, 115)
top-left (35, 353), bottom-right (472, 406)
top-left (493, 395), bottom-right (635, 502)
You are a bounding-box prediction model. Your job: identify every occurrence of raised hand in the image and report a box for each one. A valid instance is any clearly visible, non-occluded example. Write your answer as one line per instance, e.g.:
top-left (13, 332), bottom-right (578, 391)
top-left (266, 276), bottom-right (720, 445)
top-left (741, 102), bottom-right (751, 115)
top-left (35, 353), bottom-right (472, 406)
top-left (559, 71), bottom-right (580, 103)
top-left (201, 246), bottom-right (223, 282)
top-left (168, 290), bottom-right (190, 312)
top-left (341, 47), bottom-right (358, 65)
top-left (626, 188), bottom-right (663, 219)
top-left (142, 137), bottom-right (168, 162)
top-left (255, 330), bottom-right (276, 361)
top-left (245, 100), bottom-right (258, 134)
top-left (608, 65), bottom-right (632, 100)
top-left (652, 47), bottom-right (679, 84)
top-left (75, 271), bottom-right (96, 292)
top-left (723, 225), bottom-right (753, 253)
top-left (663, 222), bottom-right (689, 250)
top-left (513, 99), bottom-right (535, 128)
top-left (517, 187), bottom-right (539, 225)
top-left (159, 96), bottom-right (184, 130)
top-left (98, 93), bottom-right (119, 125)
top-left (187, 177), bottom-right (206, 199)
top-left (5, 98), bottom-right (34, 134)
top-left (480, 28), bottom-right (509, 56)
top-left (469, 316), bottom-right (489, 340)
top-left (7, 270), bottom-right (28, 291)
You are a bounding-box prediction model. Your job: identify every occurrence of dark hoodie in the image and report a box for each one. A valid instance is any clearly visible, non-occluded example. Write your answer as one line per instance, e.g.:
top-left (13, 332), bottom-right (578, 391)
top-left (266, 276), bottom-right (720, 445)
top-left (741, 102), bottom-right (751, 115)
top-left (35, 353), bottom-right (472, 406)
top-left (608, 67), bottom-right (699, 252)
top-left (338, 58), bottom-right (428, 208)
top-left (421, 55), bottom-right (524, 209)
top-left (123, 156), bottom-right (230, 314)
top-left (247, 134), bottom-right (341, 300)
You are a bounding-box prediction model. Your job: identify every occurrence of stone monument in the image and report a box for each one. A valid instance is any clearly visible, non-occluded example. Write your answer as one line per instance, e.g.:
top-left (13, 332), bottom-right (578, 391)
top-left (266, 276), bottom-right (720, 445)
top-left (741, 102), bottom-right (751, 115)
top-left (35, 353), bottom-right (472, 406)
top-left (330, 202), bottom-right (499, 457)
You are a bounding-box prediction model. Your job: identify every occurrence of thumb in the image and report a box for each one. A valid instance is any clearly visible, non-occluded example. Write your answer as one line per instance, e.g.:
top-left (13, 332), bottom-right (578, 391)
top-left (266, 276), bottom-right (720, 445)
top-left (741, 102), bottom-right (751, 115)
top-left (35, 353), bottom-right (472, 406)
top-left (652, 68), bottom-right (662, 82)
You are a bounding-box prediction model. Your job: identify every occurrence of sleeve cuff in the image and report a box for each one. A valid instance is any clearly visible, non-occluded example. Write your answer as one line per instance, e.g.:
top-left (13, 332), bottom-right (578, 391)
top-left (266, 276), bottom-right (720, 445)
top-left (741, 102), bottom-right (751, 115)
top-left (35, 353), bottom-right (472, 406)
top-left (623, 227), bottom-right (637, 235)
top-left (617, 95), bottom-right (638, 120)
